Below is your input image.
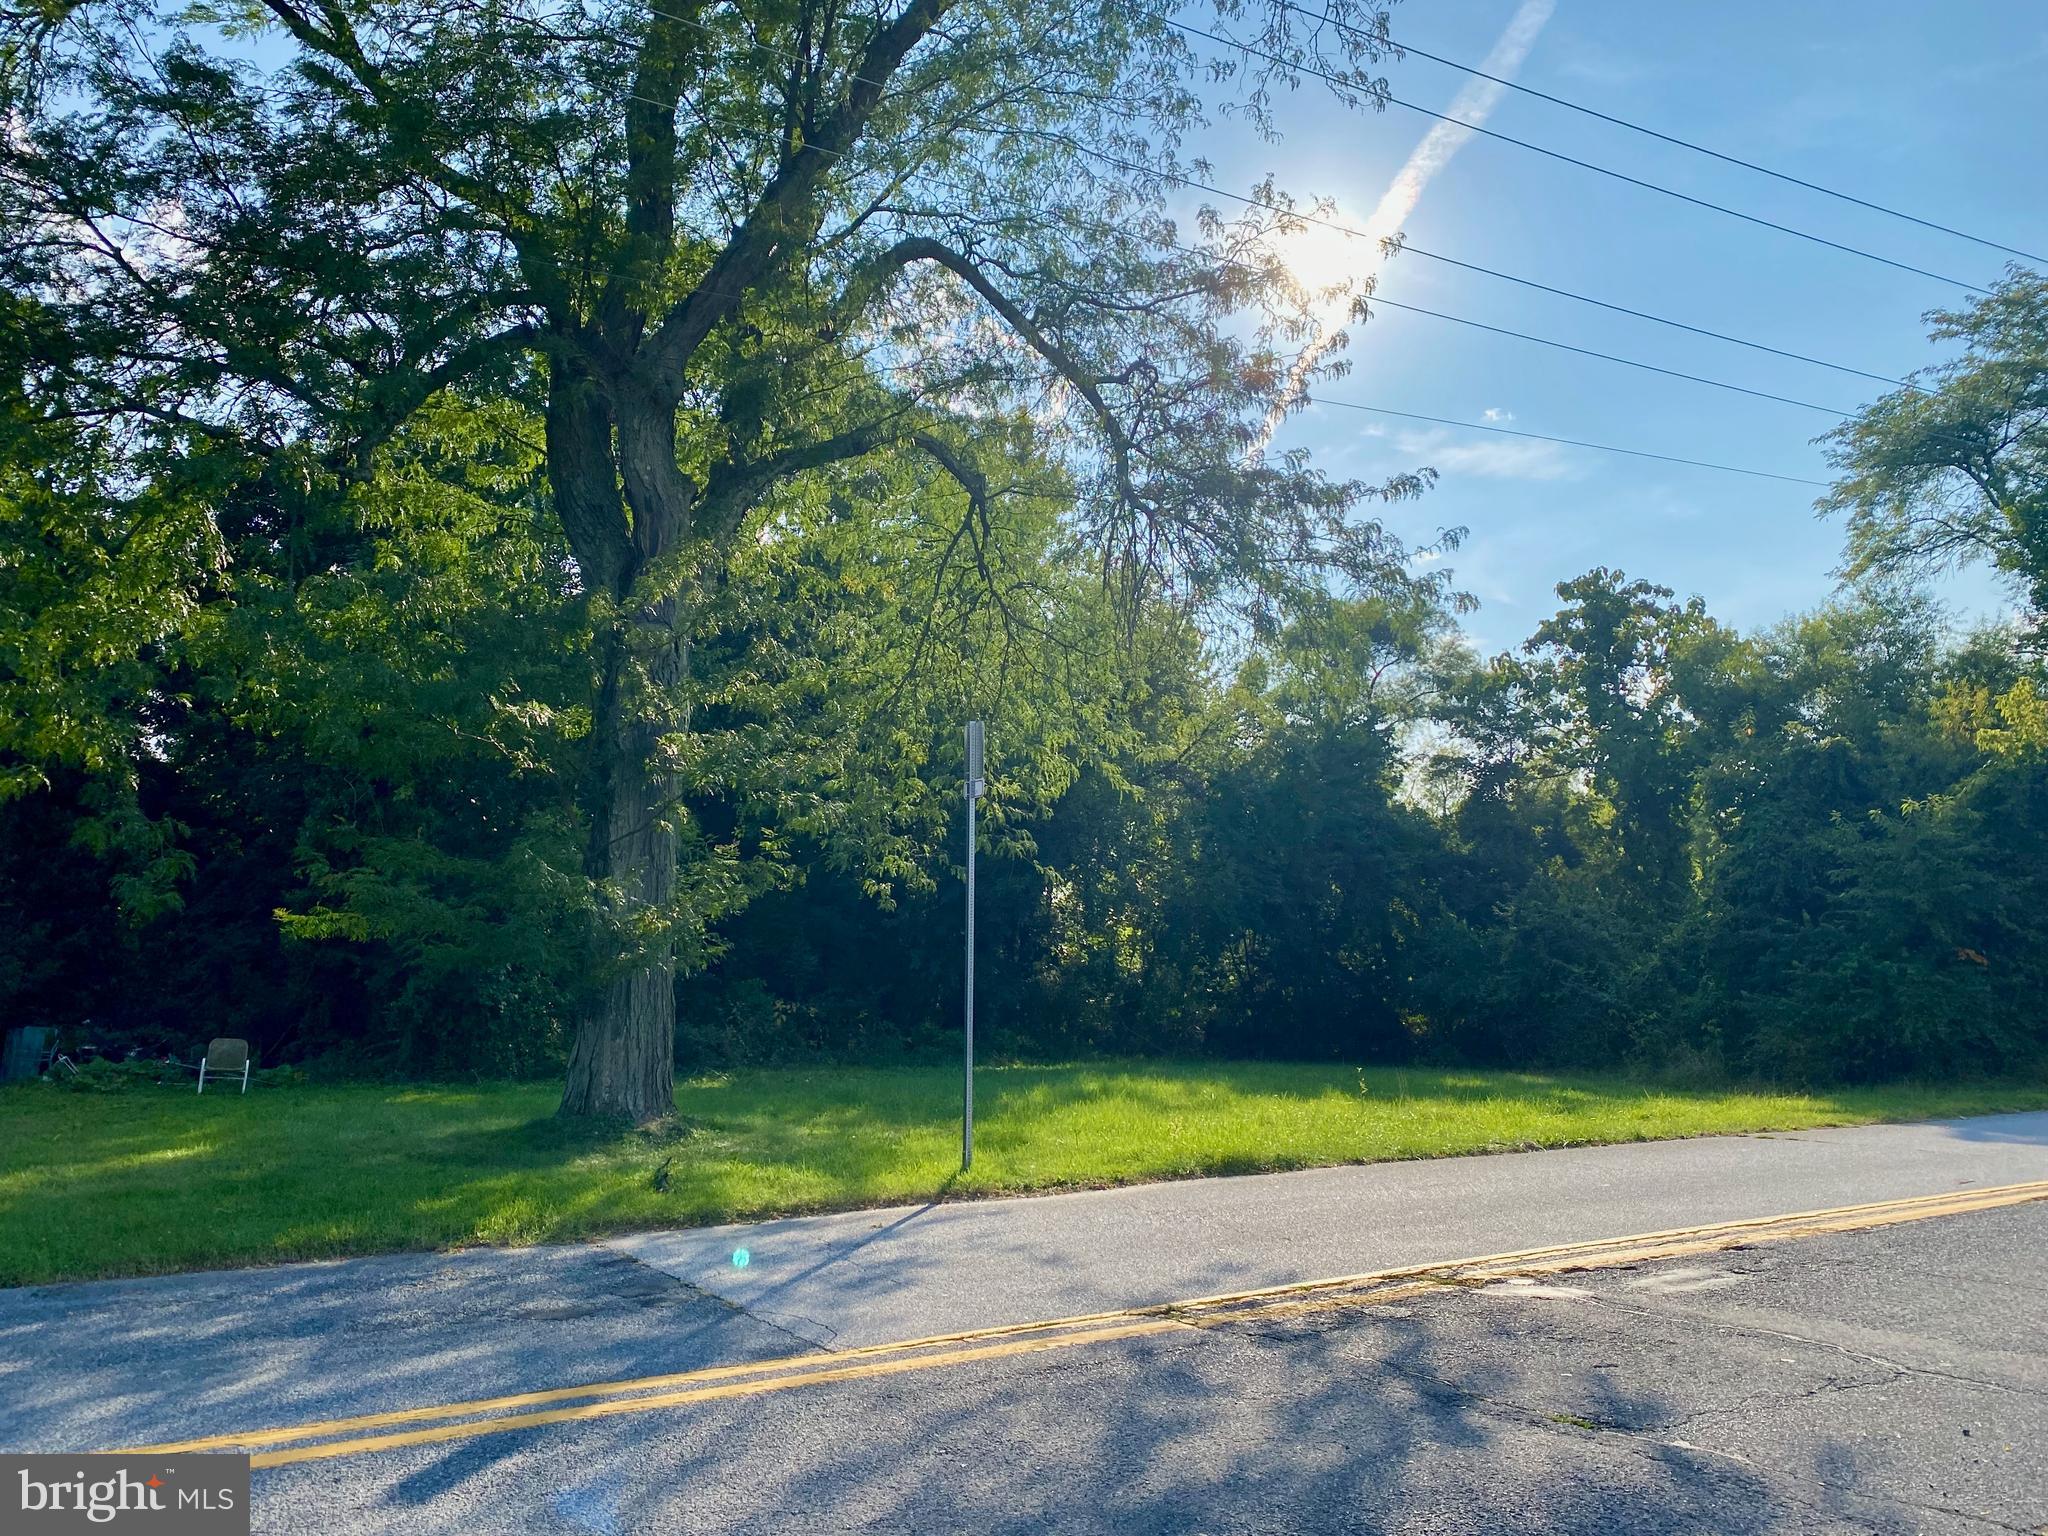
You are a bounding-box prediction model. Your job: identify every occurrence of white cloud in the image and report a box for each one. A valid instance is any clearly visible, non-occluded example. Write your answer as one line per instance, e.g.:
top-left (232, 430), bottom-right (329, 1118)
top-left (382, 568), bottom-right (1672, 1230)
top-left (1482, 407), bottom-right (1515, 423)
top-left (1396, 427), bottom-right (1577, 481)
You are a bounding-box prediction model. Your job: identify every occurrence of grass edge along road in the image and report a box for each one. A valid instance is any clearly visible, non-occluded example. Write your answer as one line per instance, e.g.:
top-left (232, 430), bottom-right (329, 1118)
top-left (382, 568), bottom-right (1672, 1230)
top-left (118, 1179), bottom-right (2048, 1469)
top-left (4, 1061), bottom-right (2046, 1286)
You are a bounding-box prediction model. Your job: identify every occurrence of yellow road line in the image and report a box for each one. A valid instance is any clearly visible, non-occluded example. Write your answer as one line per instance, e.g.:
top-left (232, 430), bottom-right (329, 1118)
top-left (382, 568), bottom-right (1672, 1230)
top-left (251, 1318), bottom-right (1193, 1468)
top-left (115, 1178), bottom-right (2048, 1469)
top-left (127, 1179), bottom-right (2037, 1457)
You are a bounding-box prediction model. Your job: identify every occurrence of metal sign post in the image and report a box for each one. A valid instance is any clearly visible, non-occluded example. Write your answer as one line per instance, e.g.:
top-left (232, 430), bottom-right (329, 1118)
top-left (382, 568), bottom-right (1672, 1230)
top-left (963, 720), bottom-right (985, 1172)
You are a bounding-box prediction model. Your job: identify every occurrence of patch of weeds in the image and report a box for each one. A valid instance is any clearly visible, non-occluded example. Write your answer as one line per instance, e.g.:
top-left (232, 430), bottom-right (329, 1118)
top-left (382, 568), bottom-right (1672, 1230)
top-left (45, 1058), bottom-right (309, 1093)
top-left (53, 1059), bottom-right (186, 1092)
top-left (1546, 1412), bottom-right (1601, 1431)
top-left (633, 1114), bottom-right (707, 1146)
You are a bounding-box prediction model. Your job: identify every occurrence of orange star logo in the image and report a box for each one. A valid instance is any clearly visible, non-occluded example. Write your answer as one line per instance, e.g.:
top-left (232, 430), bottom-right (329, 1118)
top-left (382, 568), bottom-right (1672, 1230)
top-left (147, 1476), bottom-right (163, 1488)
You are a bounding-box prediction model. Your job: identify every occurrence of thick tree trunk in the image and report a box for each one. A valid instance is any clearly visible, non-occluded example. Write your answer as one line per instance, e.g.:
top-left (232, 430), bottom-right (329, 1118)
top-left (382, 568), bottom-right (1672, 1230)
top-left (559, 617), bottom-right (685, 1121)
top-left (548, 366), bottom-right (700, 1123)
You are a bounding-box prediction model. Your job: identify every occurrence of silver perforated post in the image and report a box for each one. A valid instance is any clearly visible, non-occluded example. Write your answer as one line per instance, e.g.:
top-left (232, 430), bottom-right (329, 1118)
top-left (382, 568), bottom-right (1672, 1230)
top-left (964, 720), bottom-right (985, 1171)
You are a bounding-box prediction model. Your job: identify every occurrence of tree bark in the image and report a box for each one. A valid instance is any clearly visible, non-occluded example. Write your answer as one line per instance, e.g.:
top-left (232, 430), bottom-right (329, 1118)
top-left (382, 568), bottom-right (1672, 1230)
top-left (551, 376), bottom-right (690, 1123)
top-left (559, 611), bottom-right (686, 1121)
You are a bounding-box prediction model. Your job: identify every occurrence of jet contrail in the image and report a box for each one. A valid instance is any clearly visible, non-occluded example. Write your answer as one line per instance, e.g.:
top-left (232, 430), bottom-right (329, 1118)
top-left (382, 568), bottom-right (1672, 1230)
top-left (1251, 0), bottom-right (1557, 457)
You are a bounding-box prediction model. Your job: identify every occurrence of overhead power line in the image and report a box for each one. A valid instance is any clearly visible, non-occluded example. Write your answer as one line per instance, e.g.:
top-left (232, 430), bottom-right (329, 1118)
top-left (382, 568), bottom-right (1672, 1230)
top-left (1385, 241), bottom-right (1908, 389)
top-left (613, 147), bottom-right (1839, 487)
top-left (1005, 121), bottom-right (1908, 395)
top-left (1301, 399), bottom-right (1830, 487)
top-left (597, 143), bottom-right (1838, 485)
top-left (636, 3), bottom-right (1921, 390)
top-left (853, 353), bottom-right (1832, 487)
top-left (1159, 13), bottom-right (1995, 294)
top-left (971, 129), bottom-right (1870, 413)
top-left (902, 162), bottom-right (1868, 415)
top-left (605, 25), bottom-right (1863, 485)
top-left (1266, 0), bottom-right (2045, 268)
top-left (639, 98), bottom-right (1863, 417)
top-left (1357, 295), bottom-right (1855, 414)
top-left (952, 126), bottom-right (1897, 410)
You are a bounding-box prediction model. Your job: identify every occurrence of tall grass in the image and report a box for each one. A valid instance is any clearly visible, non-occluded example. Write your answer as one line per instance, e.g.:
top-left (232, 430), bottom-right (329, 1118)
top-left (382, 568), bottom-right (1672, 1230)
top-left (2, 1061), bottom-right (2041, 1285)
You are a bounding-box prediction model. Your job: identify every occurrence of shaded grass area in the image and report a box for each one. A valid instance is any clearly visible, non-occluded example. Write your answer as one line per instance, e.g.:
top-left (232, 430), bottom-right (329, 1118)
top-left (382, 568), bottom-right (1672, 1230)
top-left (3, 1062), bottom-right (2044, 1286)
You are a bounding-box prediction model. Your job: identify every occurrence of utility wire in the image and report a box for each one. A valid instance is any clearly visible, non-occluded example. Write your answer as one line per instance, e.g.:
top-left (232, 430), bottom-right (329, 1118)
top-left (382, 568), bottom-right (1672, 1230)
top-left (1269, 0), bottom-right (2046, 267)
top-left (1302, 399), bottom-right (1830, 486)
top-left (636, 96), bottom-right (1860, 417)
top-left (636, 2), bottom-right (1920, 388)
top-left (945, 125), bottom-right (1868, 414)
top-left (605, 28), bottom-right (1858, 485)
top-left (852, 357), bottom-right (1831, 486)
top-left (1160, 12), bottom-right (1994, 294)
top-left (1358, 295), bottom-right (1855, 414)
top-left (1007, 120), bottom-right (1905, 396)
top-left (622, 112), bottom-right (1839, 486)
top-left (1386, 241), bottom-right (1908, 389)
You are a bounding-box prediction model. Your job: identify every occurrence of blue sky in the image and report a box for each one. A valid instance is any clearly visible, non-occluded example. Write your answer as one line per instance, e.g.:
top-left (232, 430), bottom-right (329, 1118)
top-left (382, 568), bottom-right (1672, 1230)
top-left (1186, 0), bottom-right (2048, 655)
top-left (191, 3), bottom-right (2042, 656)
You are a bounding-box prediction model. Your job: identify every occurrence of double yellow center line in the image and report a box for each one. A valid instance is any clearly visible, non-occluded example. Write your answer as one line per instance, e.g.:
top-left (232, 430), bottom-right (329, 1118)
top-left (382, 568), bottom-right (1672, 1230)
top-left (120, 1179), bottom-right (2048, 1469)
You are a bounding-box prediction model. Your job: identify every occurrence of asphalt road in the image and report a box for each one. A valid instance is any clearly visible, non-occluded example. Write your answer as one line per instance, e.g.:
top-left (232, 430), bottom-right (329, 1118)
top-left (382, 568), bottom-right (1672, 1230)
top-left (608, 1111), bottom-right (2048, 1349)
top-left (246, 1201), bottom-right (2046, 1535)
top-left (3, 1112), bottom-right (2045, 1532)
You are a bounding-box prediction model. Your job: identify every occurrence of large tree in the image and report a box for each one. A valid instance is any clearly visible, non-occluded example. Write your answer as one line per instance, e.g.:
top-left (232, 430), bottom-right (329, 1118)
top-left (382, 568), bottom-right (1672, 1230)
top-left (2, 0), bottom-right (1429, 1117)
top-left (1822, 269), bottom-right (2047, 642)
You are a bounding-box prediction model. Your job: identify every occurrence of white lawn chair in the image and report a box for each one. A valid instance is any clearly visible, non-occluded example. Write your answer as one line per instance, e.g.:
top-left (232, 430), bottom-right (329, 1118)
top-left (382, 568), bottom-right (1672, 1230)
top-left (196, 1037), bottom-right (251, 1094)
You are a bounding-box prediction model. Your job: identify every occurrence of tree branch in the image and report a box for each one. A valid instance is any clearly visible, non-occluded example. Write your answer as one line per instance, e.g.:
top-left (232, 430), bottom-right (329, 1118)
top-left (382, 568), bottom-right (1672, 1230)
top-left (596, 4), bottom-right (710, 349)
top-left (864, 236), bottom-right (1138, 506)
top-left (696, 411), bottom-right (918, 544)
top-left (251, 0), bottom-right (574, 316)
top-left (638, 0), bottom-right (957, 399)
top-left (347, 322), bottom-right (541, 477)
top-left (546, 356), bottom-right (634, 598)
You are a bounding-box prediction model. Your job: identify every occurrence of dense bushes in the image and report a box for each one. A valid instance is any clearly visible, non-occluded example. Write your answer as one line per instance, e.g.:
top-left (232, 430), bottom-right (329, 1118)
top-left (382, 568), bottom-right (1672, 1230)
top-left (6, 552), bottom-right (2045, 1086)
top-left (5, 396), bottom-right (2044, 1086)
top-left (681, 580), bottom-right (2048, 1085)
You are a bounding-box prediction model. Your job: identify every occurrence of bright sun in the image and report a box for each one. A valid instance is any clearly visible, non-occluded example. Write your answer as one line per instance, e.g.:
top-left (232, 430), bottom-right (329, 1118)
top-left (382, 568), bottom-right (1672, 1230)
top-left (1273, 209), bottom-right (1360, 299)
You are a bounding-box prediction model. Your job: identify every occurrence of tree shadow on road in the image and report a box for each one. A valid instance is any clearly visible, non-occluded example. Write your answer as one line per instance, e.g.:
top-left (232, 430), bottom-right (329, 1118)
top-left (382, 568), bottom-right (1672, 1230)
top-left (351, 1282), bottom-right (1844, 1535)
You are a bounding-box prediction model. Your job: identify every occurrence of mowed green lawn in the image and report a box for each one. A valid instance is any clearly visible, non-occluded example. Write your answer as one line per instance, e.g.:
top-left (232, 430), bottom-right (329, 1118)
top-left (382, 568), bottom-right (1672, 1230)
top-left (3, 1062), bottom-right (2044, 1286)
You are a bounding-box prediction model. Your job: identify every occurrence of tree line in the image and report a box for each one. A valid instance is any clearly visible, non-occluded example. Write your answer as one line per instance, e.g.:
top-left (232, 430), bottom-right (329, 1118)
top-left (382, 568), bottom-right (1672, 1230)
top-left (7, 329), bottom-right (2045, 1085)
top-left (2, 3), bottom-right (2042, 1107)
